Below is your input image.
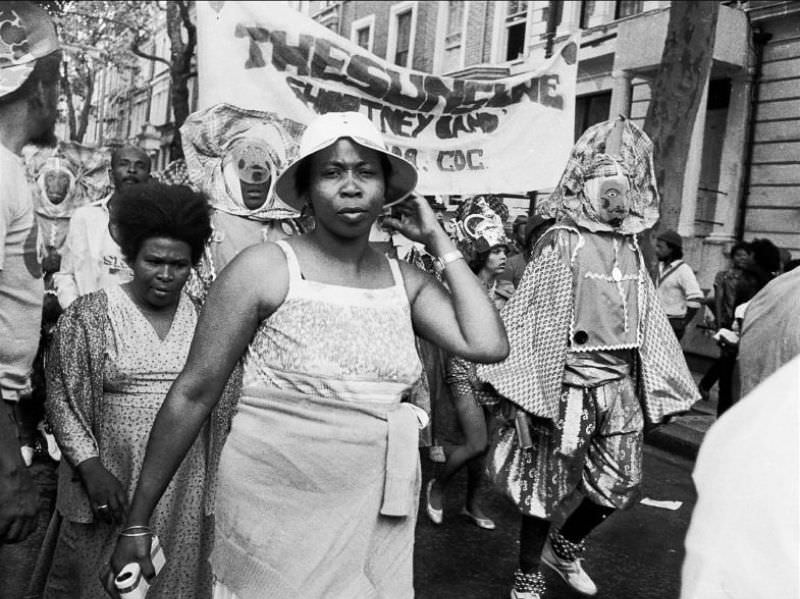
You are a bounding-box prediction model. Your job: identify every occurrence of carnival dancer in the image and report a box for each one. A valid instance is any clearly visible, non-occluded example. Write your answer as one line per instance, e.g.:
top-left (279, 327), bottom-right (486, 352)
top-left (180, 103), bottom-right (309, 303)
top-left (108, 111), bottom-right (508, 598)
top-left (426, 196), bottom-right (510, 530)
top-left (478, 117), bottom-right (698, 598)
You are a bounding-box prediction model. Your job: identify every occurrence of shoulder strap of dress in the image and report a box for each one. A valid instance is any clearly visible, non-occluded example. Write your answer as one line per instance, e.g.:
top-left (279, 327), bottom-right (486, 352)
top-left (387, 257), bottom-right (405, 289)
top-left (275, 239), bottom-right (302, 283)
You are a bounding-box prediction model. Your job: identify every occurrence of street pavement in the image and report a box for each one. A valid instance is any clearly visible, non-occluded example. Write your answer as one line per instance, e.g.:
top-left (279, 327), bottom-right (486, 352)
top-left (413, 445), bottom-right (697, 599)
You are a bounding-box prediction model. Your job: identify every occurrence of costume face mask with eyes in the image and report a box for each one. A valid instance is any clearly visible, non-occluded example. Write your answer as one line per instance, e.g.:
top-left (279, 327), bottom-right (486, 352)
top-left (43, 167), bottom-right (72, 205)
top-left (224, 138), bottom-right (275, 210)
top-left (35, 157), bottom-right (76, 218)
top-left (583, 162), bottom-right (632, 229)
top-left (537, 118), bottom-right (659, 235)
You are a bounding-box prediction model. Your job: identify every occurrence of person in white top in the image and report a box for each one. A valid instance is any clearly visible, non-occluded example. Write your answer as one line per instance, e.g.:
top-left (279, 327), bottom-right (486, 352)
top-left (681, 354), bottom-right (799, 599)
top-left (655, 229), bottom-right (703, 340)
top-left (53, 145), bottom-right (152, 308)
top-left (0, 1), bottom-right (61, 545)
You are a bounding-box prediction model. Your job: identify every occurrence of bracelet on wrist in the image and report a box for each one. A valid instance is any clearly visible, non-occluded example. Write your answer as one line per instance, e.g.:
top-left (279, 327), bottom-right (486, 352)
top-left (120, 530), bottom-right (153, 538)
top-left (432, 250), bottom-right (464, 276)
top-left (120, 525), bottom-right (153, 537)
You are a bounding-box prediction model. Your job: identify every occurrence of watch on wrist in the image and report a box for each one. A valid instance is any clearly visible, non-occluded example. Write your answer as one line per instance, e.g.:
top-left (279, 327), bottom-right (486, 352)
top-left (432, 250), bottom-right (464, 276)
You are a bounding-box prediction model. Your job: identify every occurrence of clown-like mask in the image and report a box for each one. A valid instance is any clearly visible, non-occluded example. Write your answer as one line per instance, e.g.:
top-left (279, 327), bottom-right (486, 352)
top-left (584, 166), bottom-right (632, 228)
top-left (227, 139), bottom-right (275, 210)
top-left (43, 168), bottom-right (72, 205)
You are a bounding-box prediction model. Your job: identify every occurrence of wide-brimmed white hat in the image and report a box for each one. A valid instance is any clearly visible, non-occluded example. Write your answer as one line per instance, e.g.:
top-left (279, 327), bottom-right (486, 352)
top-left (275, 111), bottom-right (418, 211)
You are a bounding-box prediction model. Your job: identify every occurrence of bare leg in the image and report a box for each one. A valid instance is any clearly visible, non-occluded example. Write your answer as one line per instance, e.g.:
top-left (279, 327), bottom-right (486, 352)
top-left (429, 395), bottom-right (488, 514)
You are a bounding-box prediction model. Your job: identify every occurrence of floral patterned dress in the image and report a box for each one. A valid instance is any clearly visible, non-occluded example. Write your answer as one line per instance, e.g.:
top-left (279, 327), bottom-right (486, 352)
top-left (44, 286), bottom-right (213, 599)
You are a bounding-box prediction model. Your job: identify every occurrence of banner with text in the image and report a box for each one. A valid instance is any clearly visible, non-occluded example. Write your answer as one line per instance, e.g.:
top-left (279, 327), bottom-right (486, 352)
top-left (196, 1), bottom-right (578, 195)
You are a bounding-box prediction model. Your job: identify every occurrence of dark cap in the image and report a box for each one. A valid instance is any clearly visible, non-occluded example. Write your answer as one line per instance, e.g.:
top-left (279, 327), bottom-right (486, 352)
top-left (525, 214), bottom-right (555, 247)
top-left (657, 229), bottom-right (683, 250)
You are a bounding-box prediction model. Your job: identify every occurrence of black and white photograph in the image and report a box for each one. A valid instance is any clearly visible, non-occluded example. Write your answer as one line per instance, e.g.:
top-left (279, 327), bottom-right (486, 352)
top-left (0, 1), bottom-right (797, 598)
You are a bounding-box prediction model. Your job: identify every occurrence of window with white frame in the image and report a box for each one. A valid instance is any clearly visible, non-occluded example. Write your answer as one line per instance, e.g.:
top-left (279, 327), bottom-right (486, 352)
top-left (504, 0), bottom-right (528, 61)
top-left (350, 15), bottom-right (375, 52)
top-left (388, 2), bottom-right (417, 68)
top-left (440, 0), bottom-right (466, 73)
top-left (615, 0), bottom-right (644, 20)
top-left (579, 1), bottom-right (596, 29)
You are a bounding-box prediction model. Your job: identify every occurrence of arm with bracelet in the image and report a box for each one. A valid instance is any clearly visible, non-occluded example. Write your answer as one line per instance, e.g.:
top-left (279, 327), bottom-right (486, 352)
top-left (384, 197), bottom-right (509, 364)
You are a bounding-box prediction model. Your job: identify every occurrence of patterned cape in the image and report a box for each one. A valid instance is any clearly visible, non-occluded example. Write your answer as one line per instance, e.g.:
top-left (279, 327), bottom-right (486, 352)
top-left (476, 226), bottom-right (699, 425)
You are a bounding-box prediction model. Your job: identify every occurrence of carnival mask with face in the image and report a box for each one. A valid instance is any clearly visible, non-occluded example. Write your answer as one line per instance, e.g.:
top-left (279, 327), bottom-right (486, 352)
top-left (583, 159), bottom-right (632, 228)
top-left (38, 158), bottom-right (75, 206)
top-left (43, 169), bottom-right (72, 204)
top-left (224, 138), bottom-right (276, 210)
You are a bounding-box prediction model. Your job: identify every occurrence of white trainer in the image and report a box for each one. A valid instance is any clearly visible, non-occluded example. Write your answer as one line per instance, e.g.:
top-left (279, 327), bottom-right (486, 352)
top-left (541, 537), bottom-right (598, 595)
top-left (510, 589), bottom-right (541, 599)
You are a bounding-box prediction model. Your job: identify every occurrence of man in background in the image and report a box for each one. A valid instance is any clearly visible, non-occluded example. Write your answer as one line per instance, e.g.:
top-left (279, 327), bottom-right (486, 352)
top-left (655, 229), bottom-right (703, 341)
top-left (53, 145), bottom-right (152, 308)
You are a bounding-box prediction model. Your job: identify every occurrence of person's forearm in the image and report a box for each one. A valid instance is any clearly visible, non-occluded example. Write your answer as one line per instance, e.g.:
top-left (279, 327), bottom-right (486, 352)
top-left (427, 230), bottom-right (508, 362)
top-left (125, 384), bottom-right (214, 526)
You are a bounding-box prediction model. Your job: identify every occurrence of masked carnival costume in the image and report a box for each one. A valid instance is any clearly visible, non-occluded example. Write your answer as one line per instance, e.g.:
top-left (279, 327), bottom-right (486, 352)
top-left (26, 143), bottom-right (108, 266)
top-left (181, 103), bottom-right (309, 302)
top-left (477, 118), bottom-right (698, 598)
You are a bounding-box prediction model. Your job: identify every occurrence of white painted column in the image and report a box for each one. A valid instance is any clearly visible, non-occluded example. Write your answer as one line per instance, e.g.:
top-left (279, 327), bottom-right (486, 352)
top-left (706, 70), bottom-right (751, 244)
top-left (678, 72), bottom-right (710, 237)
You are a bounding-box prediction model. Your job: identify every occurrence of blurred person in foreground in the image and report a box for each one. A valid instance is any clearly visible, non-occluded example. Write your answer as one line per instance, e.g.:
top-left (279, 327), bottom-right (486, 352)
top-left (478, 118), bottom-right (698, 599)
top-left (0, 0), bottom-right (61, 559)
top-left (42, 183), bottom-right (215, 597)
top-left (655, 229), bottom-right (703, 341)
top-left (681, 354), bottom-right (799, 599)
top-left (53, 145), bottom-right (152, 309)
top-left (425, 196), bottom-right (511, 531)
top-left (108, 112), bottom-right (508, 598)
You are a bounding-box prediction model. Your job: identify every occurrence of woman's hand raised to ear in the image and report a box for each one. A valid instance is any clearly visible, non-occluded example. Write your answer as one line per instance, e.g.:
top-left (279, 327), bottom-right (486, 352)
top-left (382, 195), bottom-right (452, 255)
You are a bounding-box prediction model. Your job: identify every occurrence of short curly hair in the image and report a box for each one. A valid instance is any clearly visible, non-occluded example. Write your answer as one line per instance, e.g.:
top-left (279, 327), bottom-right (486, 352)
top-left (112, 182), bottom-right (212, 265)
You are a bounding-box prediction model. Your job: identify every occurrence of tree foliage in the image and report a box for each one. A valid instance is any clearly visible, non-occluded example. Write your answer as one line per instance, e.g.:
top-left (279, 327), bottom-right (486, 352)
top-left (131, 1), bottom-right (196, 160)
top-left (39, 1), bottom-right (159, 143)
top-left (35, 0), bottom-right (195, 160)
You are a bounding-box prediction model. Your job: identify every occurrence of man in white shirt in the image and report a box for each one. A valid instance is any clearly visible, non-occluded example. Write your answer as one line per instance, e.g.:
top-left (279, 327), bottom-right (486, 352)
top-left (655, 229), bottom-right (703, 340)
top-left (0, 1), bottom-right (61, 545)
top-left (53, 145), bottom-right (152, 308)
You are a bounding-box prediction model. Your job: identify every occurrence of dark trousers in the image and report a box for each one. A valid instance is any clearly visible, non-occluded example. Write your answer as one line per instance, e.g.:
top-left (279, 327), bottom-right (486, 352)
top-left (0, 458), bottom-right (58, 599)
top-left (700, 352), bottom-right (737, 417)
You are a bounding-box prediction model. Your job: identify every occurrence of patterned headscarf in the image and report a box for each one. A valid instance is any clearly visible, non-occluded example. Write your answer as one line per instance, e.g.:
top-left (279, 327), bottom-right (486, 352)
top-left (181, 103), bottom-right (305, 221)
top-left (538, 117), bottom-right (659, 234)
top-left (452, 195), bottom-right (510, 264)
